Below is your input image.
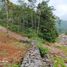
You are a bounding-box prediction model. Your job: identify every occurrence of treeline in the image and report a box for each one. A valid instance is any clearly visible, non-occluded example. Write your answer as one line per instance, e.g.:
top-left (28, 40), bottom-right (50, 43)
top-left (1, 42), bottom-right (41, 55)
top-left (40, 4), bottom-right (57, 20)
top-left (0, 0), bottom-right (58, 42)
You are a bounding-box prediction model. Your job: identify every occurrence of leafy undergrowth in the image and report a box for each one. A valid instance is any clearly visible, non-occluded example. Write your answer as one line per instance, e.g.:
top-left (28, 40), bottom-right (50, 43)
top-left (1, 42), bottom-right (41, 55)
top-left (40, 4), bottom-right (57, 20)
top-left (32, 37), bottom-right (49, 57)
top-left (0, 31), bottom-right (30, 66)
top-left (30, 34), bottom-right (67, 67)
top-left (42, 40), bottom-right (67, 67)
top-left (38, 43), bottom-right (49, 57)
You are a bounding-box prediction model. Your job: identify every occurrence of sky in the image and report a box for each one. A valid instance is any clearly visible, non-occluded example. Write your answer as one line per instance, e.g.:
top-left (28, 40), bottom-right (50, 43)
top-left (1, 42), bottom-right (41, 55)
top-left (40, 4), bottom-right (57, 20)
top-left (11, 0), bottom-right (67, 20)
top-left (49, 0), bottom-right (67, 20)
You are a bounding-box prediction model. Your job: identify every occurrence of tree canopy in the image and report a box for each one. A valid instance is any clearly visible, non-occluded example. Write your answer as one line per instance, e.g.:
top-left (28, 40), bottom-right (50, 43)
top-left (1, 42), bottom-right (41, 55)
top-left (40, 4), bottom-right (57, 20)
top-left (0, 0), bottom-right (58, 42)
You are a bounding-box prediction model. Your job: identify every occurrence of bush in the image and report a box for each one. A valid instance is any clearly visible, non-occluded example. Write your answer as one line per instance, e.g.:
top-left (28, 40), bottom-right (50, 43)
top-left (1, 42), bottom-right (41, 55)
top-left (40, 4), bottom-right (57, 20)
top-left (39, 47), bottom-right (49, 57)
top-left (38, 43), bottom-right (49, 57)
top-left (25, 28), bottom-right (38, 38)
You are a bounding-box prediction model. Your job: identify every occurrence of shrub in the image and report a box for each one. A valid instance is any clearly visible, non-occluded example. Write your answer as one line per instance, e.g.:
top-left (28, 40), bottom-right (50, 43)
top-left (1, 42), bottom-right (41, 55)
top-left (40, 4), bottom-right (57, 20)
top-left (39, 47), bottom-right (49, 57)
top-left (38, 43), bottom-right (49, 57)
top-left (25, 28), bottom-right (38, 38)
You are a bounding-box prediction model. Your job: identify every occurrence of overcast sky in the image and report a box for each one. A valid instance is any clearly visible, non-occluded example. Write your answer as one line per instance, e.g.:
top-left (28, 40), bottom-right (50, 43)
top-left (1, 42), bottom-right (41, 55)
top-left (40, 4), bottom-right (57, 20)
top-left (11, 0), bottom-right (67, 20)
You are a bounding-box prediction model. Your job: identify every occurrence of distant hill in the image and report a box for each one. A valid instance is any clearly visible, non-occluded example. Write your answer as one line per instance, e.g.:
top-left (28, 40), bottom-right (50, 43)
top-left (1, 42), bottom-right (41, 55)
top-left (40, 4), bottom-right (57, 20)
top-left (56, 20), bottom-right (67, 34)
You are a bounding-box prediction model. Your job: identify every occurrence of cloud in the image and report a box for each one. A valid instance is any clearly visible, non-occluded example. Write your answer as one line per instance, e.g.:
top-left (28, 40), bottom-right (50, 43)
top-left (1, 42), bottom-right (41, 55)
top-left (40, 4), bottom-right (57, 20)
top-left (49, 0), bottom-right (67, 20)
top-left (10, 0), bottom-right (67, 20)
top-left (55, 4), bottom-right (67, 16)
top-left (10, 0), bottom-right (18, 4)
top-left (37, 0), bottom-right (67, 20)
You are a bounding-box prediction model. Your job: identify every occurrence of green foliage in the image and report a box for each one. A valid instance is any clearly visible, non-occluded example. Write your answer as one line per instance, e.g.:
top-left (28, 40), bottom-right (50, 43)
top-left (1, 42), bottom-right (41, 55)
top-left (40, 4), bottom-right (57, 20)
top-left (11, 64), bottom-right (20, 67)
top-left (53, 56), bottom-right (66, 67)
top-left (37, 1), bottom-right (58, 42)
top-left (37, 42), bottom-right (49, 57)
top-left (39, 46), bottom-right (49, 57)
top-left (0, 0), bottom-right (58, 42)
top-left (32, 36), bottom-right (49, 57)
top-left (25, 28), bottom-right (38, 38)
top-left (3, 63), bottom-right (20, 67)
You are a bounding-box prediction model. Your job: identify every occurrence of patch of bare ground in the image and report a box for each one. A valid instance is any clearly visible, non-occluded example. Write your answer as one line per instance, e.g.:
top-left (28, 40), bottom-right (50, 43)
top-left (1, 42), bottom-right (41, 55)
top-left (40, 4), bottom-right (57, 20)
top-left (0, 26), bottom-right (30, 66)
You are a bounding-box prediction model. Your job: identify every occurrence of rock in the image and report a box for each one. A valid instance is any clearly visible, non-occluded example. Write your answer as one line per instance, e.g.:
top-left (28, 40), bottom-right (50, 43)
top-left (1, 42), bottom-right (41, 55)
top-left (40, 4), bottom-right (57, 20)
top-left (21, 41), bottom-right (42, 67)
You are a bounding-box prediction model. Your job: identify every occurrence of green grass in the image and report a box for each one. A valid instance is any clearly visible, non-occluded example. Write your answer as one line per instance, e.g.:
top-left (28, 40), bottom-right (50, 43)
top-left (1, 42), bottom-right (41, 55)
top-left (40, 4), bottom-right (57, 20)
top-left (39, 46), bottom-right (49, 57)
top-left (36, 38), bottom-right (49, 57)
top-left (0, 50), bottom-right (8, 56)
top-left (11, 64), bottom-right (20, 67)
top-left (57, 46), bottom-right (67, 55)
top-left (57, 46), bottom-right (67, 63)
top-left (3, 63), bottom-right (20, 67)
top-left (53, 56), bottom-right (66, 67)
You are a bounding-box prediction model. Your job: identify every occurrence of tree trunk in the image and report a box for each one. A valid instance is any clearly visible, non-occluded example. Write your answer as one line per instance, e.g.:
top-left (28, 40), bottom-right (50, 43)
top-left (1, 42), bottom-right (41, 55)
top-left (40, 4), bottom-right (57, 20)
top-left (37, 15), bottom-right (40, 34)
top-left (4, 0), bottom-right (9, 35)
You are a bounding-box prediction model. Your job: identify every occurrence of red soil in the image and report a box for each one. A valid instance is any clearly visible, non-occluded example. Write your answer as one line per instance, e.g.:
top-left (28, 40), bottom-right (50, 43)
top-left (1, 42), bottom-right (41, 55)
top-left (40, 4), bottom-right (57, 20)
top-left (0, 26), bottom-right (29, 65)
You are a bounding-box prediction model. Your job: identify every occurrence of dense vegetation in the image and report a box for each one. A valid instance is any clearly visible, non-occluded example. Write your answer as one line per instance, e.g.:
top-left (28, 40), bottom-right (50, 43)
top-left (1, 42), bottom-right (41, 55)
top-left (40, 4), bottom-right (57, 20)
top-left (0, 0), bottom-right (58, 42)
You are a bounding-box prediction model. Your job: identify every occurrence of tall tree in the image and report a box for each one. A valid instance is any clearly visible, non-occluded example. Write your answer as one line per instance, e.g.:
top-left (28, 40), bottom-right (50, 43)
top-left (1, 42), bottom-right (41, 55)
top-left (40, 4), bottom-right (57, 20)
top-left (37, 1), bottom-right (58, 42)
top-left (28, 0), bottom-right (37, 29)
top-left (4, 0), bottom-right (9, 34)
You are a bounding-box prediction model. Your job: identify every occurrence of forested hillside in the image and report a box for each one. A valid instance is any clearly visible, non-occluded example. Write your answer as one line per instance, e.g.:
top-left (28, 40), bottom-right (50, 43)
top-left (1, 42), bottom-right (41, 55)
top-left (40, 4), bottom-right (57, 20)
top-left (0, 0), bottom-right (58, 42)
